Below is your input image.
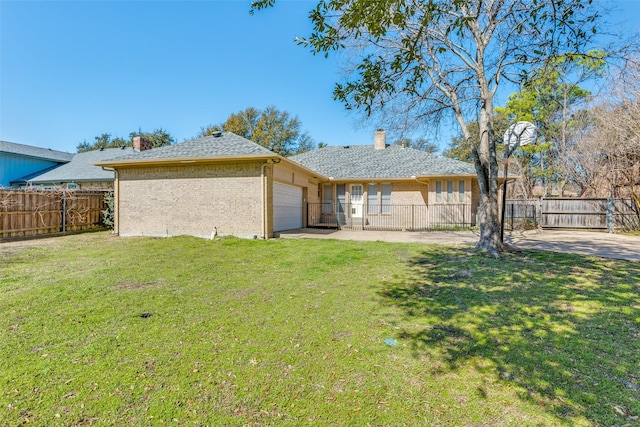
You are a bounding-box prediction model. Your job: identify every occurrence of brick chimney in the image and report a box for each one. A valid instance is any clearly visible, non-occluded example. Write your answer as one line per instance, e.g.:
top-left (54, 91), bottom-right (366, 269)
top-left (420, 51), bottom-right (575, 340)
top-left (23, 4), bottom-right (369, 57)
top-left (374, 129), bottom-right (386, 150)
top-left (133, 136), bottom-right (151, 152)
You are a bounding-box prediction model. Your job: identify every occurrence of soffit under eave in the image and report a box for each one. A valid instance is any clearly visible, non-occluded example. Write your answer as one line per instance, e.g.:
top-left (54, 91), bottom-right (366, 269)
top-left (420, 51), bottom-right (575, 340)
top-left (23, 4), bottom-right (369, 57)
top-left (95, 155), bottom-right (279, 169)
top-left (318, 175), bottom-right (477, 183)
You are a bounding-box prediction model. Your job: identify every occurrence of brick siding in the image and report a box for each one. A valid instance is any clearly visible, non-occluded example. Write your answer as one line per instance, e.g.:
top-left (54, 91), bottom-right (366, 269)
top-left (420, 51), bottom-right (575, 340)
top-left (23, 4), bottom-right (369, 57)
top-left (117, 162), bottom-right (265, 238)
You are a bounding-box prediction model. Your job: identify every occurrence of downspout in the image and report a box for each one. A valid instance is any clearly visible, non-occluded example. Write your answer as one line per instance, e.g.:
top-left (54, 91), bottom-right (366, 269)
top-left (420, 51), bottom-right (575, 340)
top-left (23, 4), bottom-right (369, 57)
top-left (261, 162), bottom-right (269, 239)
top-left (114, 169), bottom-right (119, 235)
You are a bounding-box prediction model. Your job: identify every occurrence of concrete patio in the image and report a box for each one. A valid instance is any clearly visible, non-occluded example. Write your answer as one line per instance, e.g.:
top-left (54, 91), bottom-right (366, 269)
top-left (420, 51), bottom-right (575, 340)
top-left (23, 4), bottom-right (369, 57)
top-left (278, 228), bottom-right (640, 262)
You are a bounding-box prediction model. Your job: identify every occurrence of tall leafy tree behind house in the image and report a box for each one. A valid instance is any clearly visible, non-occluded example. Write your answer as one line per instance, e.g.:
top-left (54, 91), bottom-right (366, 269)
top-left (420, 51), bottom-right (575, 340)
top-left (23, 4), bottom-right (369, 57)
top-left (77, 134), bottom-right (128, 153)
top-left (251, 0), bottom-right (609, 256)
top-left (394, 137), bottom-right (439, 154)
top-left (77, 128), bottom-right (174, 152)
top-left (198, 106), bottom-right (319, 156)
top-left (129, 128), bottom-right (176, 149)
top-left (496, 52), bottom-right (605, 196)
top-left (444, 117), bottom-right (509, 164)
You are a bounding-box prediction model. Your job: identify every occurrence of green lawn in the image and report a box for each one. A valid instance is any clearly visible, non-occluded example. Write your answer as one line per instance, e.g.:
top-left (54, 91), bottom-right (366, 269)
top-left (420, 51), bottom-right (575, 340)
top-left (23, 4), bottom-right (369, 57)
top-left (1, 232), bottom-right (638, 426)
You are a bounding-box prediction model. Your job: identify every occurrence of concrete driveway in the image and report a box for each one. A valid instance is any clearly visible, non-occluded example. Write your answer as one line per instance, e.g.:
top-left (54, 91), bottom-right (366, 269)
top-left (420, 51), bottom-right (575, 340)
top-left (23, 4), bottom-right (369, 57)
top-left (278, 228), bottom-right (640, 262)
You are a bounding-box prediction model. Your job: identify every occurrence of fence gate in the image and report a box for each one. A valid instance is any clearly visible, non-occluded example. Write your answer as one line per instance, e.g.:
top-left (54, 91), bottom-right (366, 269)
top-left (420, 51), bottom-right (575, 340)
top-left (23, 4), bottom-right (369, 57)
top-left (540, 198), bottom-right (608, 230)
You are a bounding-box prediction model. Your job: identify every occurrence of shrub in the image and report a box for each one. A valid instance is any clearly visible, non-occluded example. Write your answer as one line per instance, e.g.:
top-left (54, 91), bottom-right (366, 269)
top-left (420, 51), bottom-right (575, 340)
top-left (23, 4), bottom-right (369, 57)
top-left (101, 190), bottom-right (114, 229)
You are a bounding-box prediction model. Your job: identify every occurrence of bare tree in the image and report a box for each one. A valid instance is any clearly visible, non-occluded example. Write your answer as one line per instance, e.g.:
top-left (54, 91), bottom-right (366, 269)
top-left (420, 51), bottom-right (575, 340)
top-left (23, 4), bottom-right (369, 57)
top-left (573, 61), bottom-right (640, 201)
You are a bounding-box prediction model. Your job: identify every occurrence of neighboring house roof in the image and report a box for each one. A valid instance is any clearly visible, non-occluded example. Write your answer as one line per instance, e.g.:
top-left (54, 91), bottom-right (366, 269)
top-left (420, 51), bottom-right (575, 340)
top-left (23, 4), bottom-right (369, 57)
top-left (16, 147), bottom-right (136, 184)
top-left (97, 132), bottom-right (277, 166)
top-left (0, 140), bottom-right (73, 163)
top-left (289, 145), bottom-right (477, 180)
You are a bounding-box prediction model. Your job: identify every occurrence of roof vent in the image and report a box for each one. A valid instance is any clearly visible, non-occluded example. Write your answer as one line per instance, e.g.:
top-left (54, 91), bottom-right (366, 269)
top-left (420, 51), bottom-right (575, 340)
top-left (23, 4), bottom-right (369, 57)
top-left (344, 145), bottom-right (350, 149)
top-left (212, 131), bottom-right (222, 138)
top-left (121, 145), bottom-right (126, 150)
top-left (99, 147), bottom-right (104, 151)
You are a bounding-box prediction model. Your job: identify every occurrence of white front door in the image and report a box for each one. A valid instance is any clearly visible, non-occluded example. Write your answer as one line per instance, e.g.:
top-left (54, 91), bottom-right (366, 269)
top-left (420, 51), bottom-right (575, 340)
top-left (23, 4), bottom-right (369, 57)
top-left (350, 184), bottom-right (363, 218)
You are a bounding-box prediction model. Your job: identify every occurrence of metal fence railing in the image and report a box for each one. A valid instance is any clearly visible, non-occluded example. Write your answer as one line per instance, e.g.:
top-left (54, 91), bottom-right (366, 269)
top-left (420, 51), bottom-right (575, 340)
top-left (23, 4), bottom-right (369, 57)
top-left (307, 203), bottom-right (474, 231)
top-left (308, 198), bottom-right (639, 232)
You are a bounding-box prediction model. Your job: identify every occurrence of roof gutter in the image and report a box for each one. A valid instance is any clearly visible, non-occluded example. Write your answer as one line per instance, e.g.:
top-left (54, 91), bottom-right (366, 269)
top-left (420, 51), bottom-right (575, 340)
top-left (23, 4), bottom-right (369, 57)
top-left (413, 176), bottom-right (429, 186)
top-left (94, 153), bottom-right (280, 168)
top-left (95, 154), bottom-right (330, 183)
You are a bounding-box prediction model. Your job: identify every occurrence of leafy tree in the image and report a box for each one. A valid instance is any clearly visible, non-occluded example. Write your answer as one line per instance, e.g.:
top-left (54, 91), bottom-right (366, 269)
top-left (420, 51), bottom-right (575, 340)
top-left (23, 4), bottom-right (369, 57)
top-left (101, 190), bottom-right (115, 229)
top-left (77, 128), bottom-right (174, 153)
top-left (395, 137), bottom-right (438, 154)
top-left (198, 124), bottom-right (222, 137)
top-left (77, 133), bottom-right (128, 153)
top-left (199, 106), bottom-right (318, 156)
top-left (129, 128), bottom-right (175, 149)
top-left (251, 0), bottom-right (605, 255)
top-left (496, 52), bottom-right (605, 196)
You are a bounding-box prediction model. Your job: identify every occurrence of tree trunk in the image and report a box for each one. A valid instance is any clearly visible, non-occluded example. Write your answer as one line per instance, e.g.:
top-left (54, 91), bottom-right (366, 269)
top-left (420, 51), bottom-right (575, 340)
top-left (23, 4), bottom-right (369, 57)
top-left (473, 99), bottom-right (504, 256)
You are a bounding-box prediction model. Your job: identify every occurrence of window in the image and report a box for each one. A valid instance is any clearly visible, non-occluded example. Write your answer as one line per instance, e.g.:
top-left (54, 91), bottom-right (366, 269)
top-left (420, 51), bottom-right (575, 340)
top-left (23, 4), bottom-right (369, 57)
top-left (336, 184), bottom-right (346, 213)
top-left (381, 183), bottom-right (392, 214)
top-left (435, 180), bottom-right (442, 202)
top-left (322, 184), bottom-right (333, 213)
top-left (459, 180), bottom-right (465, 202)
top-left (367, 184), bottom-right (378, 214)
top-left (447, 180), bottom-right (453, 202)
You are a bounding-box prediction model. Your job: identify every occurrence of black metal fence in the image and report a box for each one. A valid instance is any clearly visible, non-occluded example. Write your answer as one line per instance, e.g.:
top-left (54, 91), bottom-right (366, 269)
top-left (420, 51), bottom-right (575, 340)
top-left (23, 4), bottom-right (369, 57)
top-left (308, 198), bottom-right (639, 232)
top-left (308, 203), bottom-right (474, 231)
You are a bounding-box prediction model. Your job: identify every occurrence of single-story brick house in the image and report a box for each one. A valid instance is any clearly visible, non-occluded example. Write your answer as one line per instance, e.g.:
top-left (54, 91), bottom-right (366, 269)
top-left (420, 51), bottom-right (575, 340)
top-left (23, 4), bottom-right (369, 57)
top-left (96, 132), bottom-right (325, 239)
top-left (96, 130), bottom-right (479, 239)
top-left (290, 130), bottom-right (478, 231)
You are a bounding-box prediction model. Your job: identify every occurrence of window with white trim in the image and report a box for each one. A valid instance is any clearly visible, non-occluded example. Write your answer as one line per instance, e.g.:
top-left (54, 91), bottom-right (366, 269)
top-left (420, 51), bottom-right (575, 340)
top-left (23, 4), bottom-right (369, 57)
top-left (367, 183), bottom-right (378, 214)
top-left (336, 184), bottom-right (346, 214)
top-left (447, 180), bottom-right (453, 202)
top-left (381, 183), bottom-right (392, 214)
top-left (435, 180), bottom-right (442, 202)
top-left (459, 180), bottom-right (465, 202)
top-left (322, 183), bottom-right (333, 213)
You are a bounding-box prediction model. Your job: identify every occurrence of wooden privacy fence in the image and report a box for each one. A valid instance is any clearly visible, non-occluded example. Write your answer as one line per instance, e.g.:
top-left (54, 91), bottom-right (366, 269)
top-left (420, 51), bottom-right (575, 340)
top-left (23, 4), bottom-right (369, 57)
top-left (0, 190), bottom-right (106, 239)
top-left (504, 198), bottom-right (639, 232)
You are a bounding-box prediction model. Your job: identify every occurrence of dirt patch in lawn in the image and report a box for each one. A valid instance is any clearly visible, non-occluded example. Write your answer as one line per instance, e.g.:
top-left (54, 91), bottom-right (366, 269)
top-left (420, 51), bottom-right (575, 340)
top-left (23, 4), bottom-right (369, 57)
top-left (114, 280), bottom-right (165, 291)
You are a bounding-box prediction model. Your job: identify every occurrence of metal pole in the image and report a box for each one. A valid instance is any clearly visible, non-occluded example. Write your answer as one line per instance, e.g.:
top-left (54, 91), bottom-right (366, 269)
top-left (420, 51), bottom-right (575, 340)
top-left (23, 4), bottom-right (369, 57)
top-left (510, 202), bottom-right (514, 231)
top-left (500, 153), bottom-right (509, 243)
top-left (607, 197), bottom-right (614, 234)
top-left (61, 193), bottom-right (67, 233)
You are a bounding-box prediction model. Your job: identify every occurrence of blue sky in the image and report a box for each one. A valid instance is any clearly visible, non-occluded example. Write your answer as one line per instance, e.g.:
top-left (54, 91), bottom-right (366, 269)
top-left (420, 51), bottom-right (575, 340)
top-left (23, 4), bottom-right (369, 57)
top-left (1, 0), bottom-right (639, 154)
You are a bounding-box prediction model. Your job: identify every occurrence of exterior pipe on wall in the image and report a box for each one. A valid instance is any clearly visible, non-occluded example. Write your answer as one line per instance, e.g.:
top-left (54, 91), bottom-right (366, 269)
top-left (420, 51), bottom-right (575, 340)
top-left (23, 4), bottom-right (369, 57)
top-left (261, 162), bottom-right (269, 240)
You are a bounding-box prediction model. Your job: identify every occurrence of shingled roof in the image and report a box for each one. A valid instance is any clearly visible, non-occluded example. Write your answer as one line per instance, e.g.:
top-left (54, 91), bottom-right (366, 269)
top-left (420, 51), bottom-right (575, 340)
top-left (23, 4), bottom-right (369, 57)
top-left (16, 147), bottom-right (135, 185)
top-left (289, 145), bottom-right (476, 179)
top-left (97, 132), bottom-right (276, 165)
top-left (0, 140), bottom-right (73, 163)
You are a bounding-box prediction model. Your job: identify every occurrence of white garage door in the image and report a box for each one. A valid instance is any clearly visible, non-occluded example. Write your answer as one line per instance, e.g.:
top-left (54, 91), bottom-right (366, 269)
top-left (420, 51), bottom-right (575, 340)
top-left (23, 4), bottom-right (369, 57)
top-left (273, 182), bottom-right (303, 232)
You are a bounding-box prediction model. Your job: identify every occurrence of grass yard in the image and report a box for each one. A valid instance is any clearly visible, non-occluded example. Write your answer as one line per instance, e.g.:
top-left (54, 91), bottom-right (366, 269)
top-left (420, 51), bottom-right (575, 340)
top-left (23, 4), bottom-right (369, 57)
top-left (0, 232), bottom-right (639, 426)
